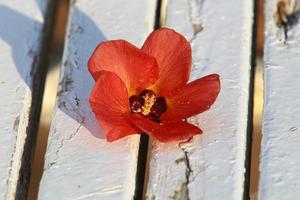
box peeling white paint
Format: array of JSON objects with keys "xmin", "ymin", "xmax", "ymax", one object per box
[
  {"xmin": 145, "ymin": 0, "xmax": 254, "ymax": 199},
  {"xmin": 38, "ymin": 0, "xmax": 158, "ymax": 199}
]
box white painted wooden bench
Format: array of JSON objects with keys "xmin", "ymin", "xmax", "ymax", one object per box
[{"xmin": 1, "ymin": 0, "xmax": 300, "ymax": 199}]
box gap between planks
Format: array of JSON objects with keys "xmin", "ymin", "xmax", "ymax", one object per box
[
  {"xmin": 134, "ymin": 1, "xmax": 164, "ymax": 199},
  {"xmin": 15, "ymin": 1, "xmax": 58, "ymax": 199},
  {"xmin": 27, "ymin": 1, "xmax": 71, "ymax": 200}
]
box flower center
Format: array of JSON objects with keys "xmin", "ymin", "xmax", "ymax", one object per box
[{"xmin": 129, "ymin": 90, "xmax": 167, "ymax": 122}]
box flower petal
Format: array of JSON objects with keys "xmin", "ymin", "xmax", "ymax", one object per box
[
  {"xmin": 106, "ymin": 125, "xmax": 139, "ymax": 142},
  {"xmin": 130, "ymin": 114, "xmax": 201, "ymax": 142},
  {"xmin": 142, "ymin": 28, "xmax": 191, "ymax": 97},
  {"xmin": 89, "ymin": 71, "xmax": 140, "ymax": 141},
  {"xmin": 161, "ymin": 74, "xmax": 220, "ymax": 121},
  {"xmin": 88, "ymin": 40, "xmax": 159, "ymax": 95}
]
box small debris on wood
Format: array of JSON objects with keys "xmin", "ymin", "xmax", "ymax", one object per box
[
  {"xmin": 289, "ymin": 126, "xmax": 297, "ymax": 132},
  {"xmin": 192, "ymin": 23, "xmax": 203, "ymax": 34},
  {"xmin": 13, "ymin": 116, "xmax": 20, "ymax": 131},
  {"xmin": 274, "ymin": 0, "xmax": 300, "ymax": 42}
]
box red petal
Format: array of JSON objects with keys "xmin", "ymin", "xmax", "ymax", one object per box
[
  {"xmin": 142, "ymin": 28, "xmax": 191, "ymax": 97},
  {"xmin": 161, "ymin": 74, "xmax": 220, "ymax": 121},
  {"xmin": 129, "ymin": 114, "xmax": 201, "ymax": 142},
  {"xmin": 106, "ymin": 125, "xmax": 139, "ymax": 142},
  {"xmin": 89, "ymin": 71, "xmax": 140, "ymax": 141},
  {"xmin": 88, "ymin": 40, "xmax": 159, "ymax": 95}
]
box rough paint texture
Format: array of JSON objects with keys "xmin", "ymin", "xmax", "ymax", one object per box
[
  {"xmin": 38, "ymin": 0, "xmax": 157, "ymax": 199},
  {"xmin": 145, "ymin": 0, "xmax": 254, "ymax": 199},
  {"xmin": 259, "ymin": 0, "xmax": 300, "ymax": 199},
  {"xmin": 0, "ymin": 1, "xmax": 47, "ymax": 199}
]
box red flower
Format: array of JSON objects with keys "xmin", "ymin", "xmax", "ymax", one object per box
[{"xmin": 88, "ymin": 28, "xmax": 220, "ymax": 142}]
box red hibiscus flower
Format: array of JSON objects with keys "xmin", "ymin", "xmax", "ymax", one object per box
[{"xmin": 88, "ymin": 28, "xmax": 220, "ymax": 142}]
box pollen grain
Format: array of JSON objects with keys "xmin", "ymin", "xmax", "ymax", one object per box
[{"xmin": 141, "ymin": 93, "xmax": 156, "ymax": 116}]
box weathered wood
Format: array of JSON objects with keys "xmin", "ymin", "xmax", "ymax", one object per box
[
  {"xmin": 0, "ymin": 0, "xmax": 54, "ymax": 199},
  {"xmin": 145, "ymin": 0, "xmax": 254, "ymax": 199},
  {"xmin": 38, "ymin": 1, "xmax": 158, "ymax": 199},
  {"xmin": 258, "ymin": 0, "xmax": 300, "ymax": 199}
]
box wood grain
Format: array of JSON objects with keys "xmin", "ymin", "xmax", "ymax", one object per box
[{"xmin": 145, "ymin": 0, "xmax": 254, "ymax": 199}]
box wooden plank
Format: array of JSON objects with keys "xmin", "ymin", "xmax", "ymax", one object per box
[
  {"xmin": 0, "ymin": 1, "xmax": 54, "ymax": 199},
  {"xmin": 259, "ymin": 0, "xmax": 300, "ymax": 199},
  {"xmin": 38, "ymin": 1, "xmax": 157, "ymax": 199},
  {"xmin": 145, "ymin": 0, "xmax": 254, "ymax": 199}
]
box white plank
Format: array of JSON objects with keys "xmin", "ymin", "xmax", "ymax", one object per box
[
  {"xmin": 145, "ymin": 0, "xmax": 254, "ymax": 199},
  {"xmin": 0, "ymin": 1, "xmax": 48, "ymax": 199},
  {"xmin": 38, "ymin": 1, "xmax": 157, "ymax": 199},
  {"xmin": 258, "ymin": 0, "xmax": 300, "ymax": 199}
]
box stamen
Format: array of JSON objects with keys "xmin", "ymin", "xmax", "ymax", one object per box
[
  {"xmin": 141, "ymin": 92, "xmax": 156, "ymax": 115},
  {"xmin": 129, "ymin": 90, "xmax": 167, "ymax": 122}
]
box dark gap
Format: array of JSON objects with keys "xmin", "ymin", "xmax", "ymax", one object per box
[
  {"xmin": 133, "ymin": 1, "xmax": 162, "ymax": 199},
  {"xmin": 26, "ymin": 0, "xmax": 70, "ymax": 200},
  {"xmin": 134, "ymin": 134, "xmax": 150, "ymax": 200},
  {"xmin": 154, "ymin": 0, "xmax": 163, "ymax": 29},
  {"xmin": 245, "ymin": 0, "xmax": 265, "ymax": 199},
  {"xmin": 15, "ymin": 1, "xmax": 58, "ymax": 199},
  {"xmin": 249, "ymin": 0, "xmax": 265, "ymax": 199},
  {"xmin": 243, "ymin": 0, "xmax": 258, "ymax": 199}
]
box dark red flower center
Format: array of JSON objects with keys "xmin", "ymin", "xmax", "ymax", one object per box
[{"xmin": 129, "ymin": 90, "xmax": 167, "ymax": 122}]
